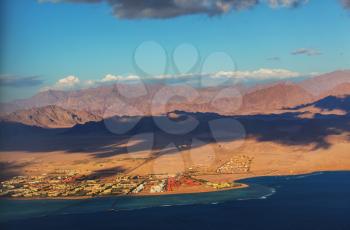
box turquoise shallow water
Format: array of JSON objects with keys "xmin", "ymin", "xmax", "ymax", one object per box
[
  {"xmin": 0, "ymin": 183, "xmax": 273, "ymax": 222},
  {"xmin": 1, "ymin": 171, "xmax": 350, "ymax": 230}
]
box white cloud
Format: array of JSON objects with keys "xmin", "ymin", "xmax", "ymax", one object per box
[
  {"xmin": 213, "ymin": 68, "xmax": 301, "ymax": 80},
  {"xmin": 151, "ymin": 68, "xmax": 303, "ymax": 82},
  {"xmin": 101, "ymin": 74, "xmax": 121, "ymax": 82},
  {"xmin": 56, "ymin": 75, "xmax": 80, "ymax": 87},
  {"xmin": 40, "ymin": 69, "xmax": 309, "ymax": 92},
  {"xmin": 41, "ymin": 74, "xmax": 142, "ymax": 91},
  {"xmin": 101, "ymin": 74, "xmax": 140, "ymax": 82},
  {"xmin": 40, "ymin": 75, "xmax": 80, "ymax": 91}
]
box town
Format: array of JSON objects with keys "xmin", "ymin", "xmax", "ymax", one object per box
[
  {"xmin": 0, "ymin": 172, "xmax": 237, "ymax": 198},
  {"xmin": 0, "ymin": 155, "xmax": 252, "ymax": 198}
]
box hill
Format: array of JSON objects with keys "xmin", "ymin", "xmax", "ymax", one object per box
[{"xmin": 1, "ymin": 105, "xmax": 102, "ymax": 128}]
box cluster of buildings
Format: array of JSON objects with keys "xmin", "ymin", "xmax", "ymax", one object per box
[
  {"xmin": 0, "ymin": 173, "xmax": 143, "ymax": 198},
  {"xmin": 216, "ymin": 155, "xmax": 253, "ymax": 174},
  {"xmin": 206, "ymin": 181, "xmax": 234, "ymax": 189},
  {"xmin": 149, "ymin": 180, "xmax": 166, "ymax": 193},
  {"xmin": 0, "ymin": 166, "xmax": 242, "ymax": 198},
  {"xmin": 0, "ymin": 173, "xmax": 200, "ymax": 198},
  {"xmin": 144, "ymin": 175, "xmax": 236, "ymax": 193}
]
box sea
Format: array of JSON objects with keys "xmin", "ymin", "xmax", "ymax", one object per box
[{"xmin": 1, "ymin": 171, "xmax": 349, "ymax": 230}]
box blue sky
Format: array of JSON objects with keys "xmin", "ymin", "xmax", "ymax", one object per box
[{"xmin": 1, "ymin": 0, "xmax": 350, "ymax": 102}]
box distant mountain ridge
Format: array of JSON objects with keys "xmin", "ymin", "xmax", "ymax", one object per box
[
  {"xmin": 299, "ymin": 70, "xmax": 350, "ymax": 96},
  {"xmin": 1, "ymin": 70, "xmax": 349, "ymax": 122}
]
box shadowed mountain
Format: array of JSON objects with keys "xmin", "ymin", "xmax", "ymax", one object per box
[
  {"xmin": 288, "ymin": 95, "xmax": 350, "ymax": 113},
  {"xmin": 1, "ymin": 95, "xmax": 349, "ymax": 155}
]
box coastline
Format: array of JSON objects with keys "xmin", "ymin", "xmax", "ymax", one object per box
[
  {"xmin": 1, "ymin": 182, "xmax": 249, "ymax": 201},
  {"xmin": 2, "ymin": 169, "xmax": 348, "ymax": 201},
  {"xmin": 2, "ymin": 171, "xmax": 350, "ymax": 229}
]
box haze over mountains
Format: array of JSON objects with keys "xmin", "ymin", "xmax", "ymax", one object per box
[{"xmin": 1, "ymin": 70, "xmax": 349, "ymax": 128}]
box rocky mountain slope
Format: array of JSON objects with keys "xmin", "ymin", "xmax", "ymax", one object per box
[{"xmin": 1, "ymin": 105, "xmax": 102, "ymax": 128}]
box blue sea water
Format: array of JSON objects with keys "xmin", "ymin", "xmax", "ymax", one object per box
[{"xmin": 1, "ymin": 171, "xmax": 350, "ymax": 230}]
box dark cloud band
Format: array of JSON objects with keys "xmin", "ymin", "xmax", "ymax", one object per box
[
  {"xmin": 291, "ymin": 48, "xmax": 322, "ymax": 56},
  {"xmin": 40, "ymin": 0, "xmax": 350, "ymax": 19},
  {"xmin": 37, "ymin": 0, "xmax": 274, "ymax": 19},
  {"xmin": 0, "ymin": 76, "xmax": 43, "ymax": 88},
  {"xmin": 341, "ymin": 0, "xmax": 350, "ymax": 9},
  {"xmin": 108, "ymin": 0, "xmax": 258, "ymax": 19}
]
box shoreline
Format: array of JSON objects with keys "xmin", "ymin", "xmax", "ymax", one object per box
[
  {"xmin": 2, "ymin": 170, "xmax": 347, "ymax": 201},
  {"xmin": 0, "ymin": 183, "xmax": 249, "ymax": 201}
]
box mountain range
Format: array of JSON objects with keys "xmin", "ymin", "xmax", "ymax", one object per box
[
  {"xmin": 0, "ymin": 105, "xmax": 101, "ymax": 128},
  {"xmin": 0, "ymin": 70, "xmax": 349, "ymax": 128}
]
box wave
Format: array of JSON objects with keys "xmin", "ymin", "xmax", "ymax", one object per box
[
  {"xmin": 259, "ymin": 188, "xmax": 276, "ymax": 200},
  {"xmin": 294, "ymin": 172, "xmax": 324, "ymax": 179}
]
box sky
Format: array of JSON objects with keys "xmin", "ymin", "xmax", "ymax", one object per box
[{"xmin": 0, "ymin": 0, "xmax": 350, "ymax": 102}]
